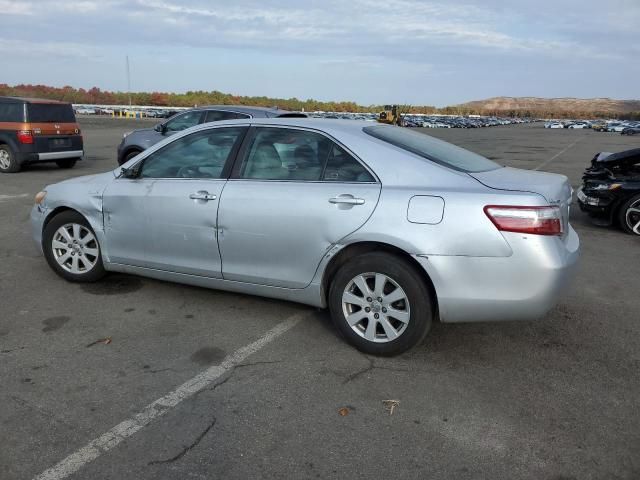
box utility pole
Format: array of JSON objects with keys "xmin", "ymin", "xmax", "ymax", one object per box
[{"xmin": 126, "ymin": 55, "xmax": 131, "ymax": 106}]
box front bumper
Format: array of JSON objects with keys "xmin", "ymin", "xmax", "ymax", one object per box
[
  {"xmin": 576, "ymin": 187, "xmax": 615, "ymax": 218},
  {"xmin": 30, "ymin": 204, "xmax": 47, "ymax": 255},
  {"xmin": 415, "ymin": 226, "xmax": 580, "ymax": 323}
]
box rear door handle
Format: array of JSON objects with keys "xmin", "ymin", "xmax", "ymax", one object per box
[
  {"xmin": 329, "ymin": 195, "xmax": 365, "ymax": 205},
  {"xmin": 189, "ymin": 191, "xmax": 217, "ymax": 201}
]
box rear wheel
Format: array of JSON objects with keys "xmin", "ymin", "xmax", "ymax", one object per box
[
  {"xmin": 0, "ymin": 145, "xmax": 20, "ymax": 173},
  {"xmin": 328, "ymin": 252, "xmax": 433, "ymax": 356},
  {"xmin": 43, "ymin": 211, "xmax": 106, "ymax": 282},
  {"xmin": 618, "ymin": 194, "xmax": 640, "ymax": 235},
  {"xmin": 56, "ymin": 158, "xmax": 77, "ymax": 169}
]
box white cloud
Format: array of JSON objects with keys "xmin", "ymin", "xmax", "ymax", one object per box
[{"xmin": 0, "ymin": 0, "xmax": 33, "ymax": 15}]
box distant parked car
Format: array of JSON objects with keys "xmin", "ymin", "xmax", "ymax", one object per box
[
  {"xmin": 75, "ymin": 107, "xmax": 96, "ymax": 115},
  {"xmin": 577, "ymin": 148, "xmax": 640, "ymax": 235},
  {"xmin": 0, "ymin": 96, "xmax": 83, "ymax": 173},
  {"xmin": 32, "ymin": 119, "xmax": 578, "ymax": 355},
  {"xmin": 621, "ymin": 125, "xmax": 640, "ymax": 135},
  {"xmin": 116, "ymin": 105, "xmax": 306, "ymax": 165},
  {"xmin": 568, "ymin": 123, "xmax": 588, "ymax": 129},
  {"xmin": 549, "ymin": 122, "xmax": 564, "ymax": 129}
]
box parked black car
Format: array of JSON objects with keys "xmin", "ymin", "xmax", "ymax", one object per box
[
  {"xmin": 577, "ymin": 148, "xmax": 640, "ymax": 235},
  {"xmin": 621, "ymin": 125, "xmax": 640, "ymax": 135},
  {"xmin": 116, "ymin": 105, "xmax": 306, "ymax": 165}
]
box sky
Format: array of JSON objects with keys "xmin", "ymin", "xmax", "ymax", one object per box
[{"xmin": 2, "ymin": 0, "xmax": 639, "ymax": 106}]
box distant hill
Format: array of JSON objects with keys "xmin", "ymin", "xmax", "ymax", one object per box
[{"xmin": 456, "ymin": 97, "xmax": 640, "ymax": 117}]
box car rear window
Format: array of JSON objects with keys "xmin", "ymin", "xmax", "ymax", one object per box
[
  {"xmin": 27, "ymin": 103, "xmax": 76, "ymax": 123},
  {"xmin": 363, "ymin": 125, "xmax": 500, "ymax": 173},
  {"xmin": 0, "ymin": 103, "xmax": 26, "ymax": 122}
]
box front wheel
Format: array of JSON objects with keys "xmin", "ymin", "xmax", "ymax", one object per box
[
  {"xmin": 119, "ymin": 149, "xmax": 142, "ymax": 165},
  {"xmin": 328, "ymin": 252, "xmax": 433, "ymax": 356},
  {"xmin": 42, "ymin": 211, "xmax": 106, "ymax": 282},
  {"xmin": 618, "ymin": 194, "xmax": 640, "ymax": 235},
  {"xmin": 56, "ymin": 159, "xmax": 77, "ymax": 169}
]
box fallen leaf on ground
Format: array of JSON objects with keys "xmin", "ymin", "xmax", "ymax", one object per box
[
  {"xmin": 382, "ymin": 399, "xmax": 400, "ymax": 415},
  {"xmin": 338, "ymin": 407, "xmax": 350, "ymax": 416},
  {"xmin": 86, "ymin": 337, "xmax": 112, "ymax": 348}
]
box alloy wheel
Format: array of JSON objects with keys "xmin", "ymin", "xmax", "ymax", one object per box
[
  {"xmin": 0, "ymin": 149, "xmax": 10, "ymax": 170},
  {"xmin": 625, "ymin": 200, "xmax": 640, "ymax": 235},
  {"xmin": 52, "ymin": 223, "xmax": 100, "ymax": 274},
  {"xmin": 342, "ymin": 272, "xmax": 410, "ymax": 343}
]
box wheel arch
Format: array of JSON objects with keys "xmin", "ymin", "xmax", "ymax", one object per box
[
  {"xmin": 321, "ymin": 241, "xmax": 439, "ymax": 317},
  {"xmin": 121, "ymin": 146, "xmax": 143, "ymax": 161},
  {"xmin": 43, "ymin": 206, "xmax": 84, "ymax": 233}
]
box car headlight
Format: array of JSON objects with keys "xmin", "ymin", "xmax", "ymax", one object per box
[
  {"xmin": 592, "ymin": 183, "xmax": 622, "ymax": 191},
  {"xmin": 123, "ymin": 131, "xmax": 132, "ymax": 139},
  {"xmin": 35, "ymin": 191, "xmax": 47, "ymax": 205}
]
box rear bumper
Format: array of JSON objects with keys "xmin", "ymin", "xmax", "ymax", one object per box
[
  {"xmin": 415, "ymin": 226, "xmax": 580, "ymax": 323},
  {"xmin": 38, "ymin": 150, "xmax": 84, "ymax": 161},
  {"xmin": 17, "ymin": 149, "xmax": 84, "ymax": 164}
]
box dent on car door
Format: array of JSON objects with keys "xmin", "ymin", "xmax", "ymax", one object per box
[
  {"xmin": 103, "ymin": 126, "xmax": 247, "ymax": 276},
  {"xmin": 217, "ymin": 126, "xmax": 381, "ymax": 288}
]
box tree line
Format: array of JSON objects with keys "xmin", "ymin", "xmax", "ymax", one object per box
[{"xmin": 1, "ymin": 83, "xmax": 637, "ymax": 119}]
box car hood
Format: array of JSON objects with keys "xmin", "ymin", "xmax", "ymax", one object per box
[
  {"xmin": 128, "ymin": 127, "xmax": 155, "ymax": 136},
  {"xmin": 469, "ymin": 167, "xmax": 572, "ymax": 204},
  {"xmin": 55, "ymin": 172, "xmax": 114, "ymax": 186},
  {"xmin": 591, "ymin": 148, "xmax": 640, "ymax": 168}
]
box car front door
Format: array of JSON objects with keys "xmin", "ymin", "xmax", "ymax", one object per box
[
  {"xmin": 103, "ymin": 126, "xmax": 247, "ymax": 277},
  {"xmin": 217, "ymin": 126, "xmax": 381, "ymax": 288}
]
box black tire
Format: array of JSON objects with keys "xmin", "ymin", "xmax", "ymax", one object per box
[
  {"xmin": 617, "ymin": 194, "xmax": 640, "ymax": 236},
  {"xmin": 0, "ymin": 144, "xmax": 21, "ymax": 173},
  {"xmin": 42, "ymin": 211, "xmax": 106, "ymax": 282},
  {"xmin": 55, "ymin": 158, "xmax": 77, "ymax": 169},
  {"xmin": 120, "ymin": 149, "xmax": 142, "ymax": 165},
  {"xmin": 328, "ymin": 252, "xmax": 433, "ymax": 356}
]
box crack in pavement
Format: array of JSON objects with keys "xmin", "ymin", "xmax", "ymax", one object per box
[
  {"xmin": 342, "ymin": 356, "xmax": 410, "ymax": 384},
  {"xmin": 147, "ymin": 416, "xmax": 217, "ymax": 465}
]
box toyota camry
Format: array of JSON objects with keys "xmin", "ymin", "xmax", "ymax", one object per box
[{"xmin": 31, "ymin": 119, "xmax": 579, "ymax": 355}]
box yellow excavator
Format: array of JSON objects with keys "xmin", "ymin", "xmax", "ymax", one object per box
[{"xmin": 377, "ymin": 105, "xmax": 405, "ymax": 126}]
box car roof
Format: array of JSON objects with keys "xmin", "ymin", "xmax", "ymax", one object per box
[
  {"xmin": 198, "ymin": 117, "xmax": 390, "ymax": 140},
  {"xmin": 0, "ymin": 96, "xmax": 70, "ymax": 105},
  {"xmin": 191, "ymin": 105, "xmax": 302, "ymax": 117}
]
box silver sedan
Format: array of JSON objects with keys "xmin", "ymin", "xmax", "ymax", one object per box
[{"xmin": 31, "ymin": 119, "xmax": 579, "ymax": 355}]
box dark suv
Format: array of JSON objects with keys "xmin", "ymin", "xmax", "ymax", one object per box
[
  {"xmin": 0, "ymin": 97, "xmax": 83, "ymax": 173},
  {"xmin": 116, "ymin": 105, "xmax": 305, "ymax": 165}
]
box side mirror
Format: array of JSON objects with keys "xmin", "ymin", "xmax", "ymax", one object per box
[
  {"xmin": 120, "ymin": 165, "xmax": 141, "ymax": 179},
  {"xmin": 154, "ymin": 123, "xmax": 167, "ymax": 134}
]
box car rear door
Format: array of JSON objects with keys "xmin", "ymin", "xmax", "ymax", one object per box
[
  {"xmin": 217, "ymin": 126, "xmax": 381, "ymax": 288},
  {"xmin": 103, "ymin": 126, "xmax": 247, "ymax": 277}
]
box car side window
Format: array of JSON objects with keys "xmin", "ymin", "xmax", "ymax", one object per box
[
  {"xmin": 139, "ymin": 127, "xmax": 245, "ymax": 179},
  {"xmin": 323, "ymin": 144, "xmax": 375, "ymax": 182},
  {"xmin": 239, "ymin": 128, "xmax": 332, "ymax": 181},
  {"xmin": 164, "ymin": 111, "xmax": 204, "ymax": 132},
  {"xmin": 205, "ymin": 110, "xmax": 250, "ymax": 122}
]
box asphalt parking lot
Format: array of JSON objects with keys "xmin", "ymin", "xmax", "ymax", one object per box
[{"xmin": 1, "ymin": 117, "xmax": 639, "ymax": 480}]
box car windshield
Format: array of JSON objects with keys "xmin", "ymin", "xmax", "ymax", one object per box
[
  {"xmin": 363, "ymin": 125, "xmax": 500, "ymax": 173},
  {"xmin": 27, "ymin": 103, "xmax": 76, "ymax": 123}
]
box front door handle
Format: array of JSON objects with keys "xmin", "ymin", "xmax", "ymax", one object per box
[
  {"xmin": 329, "ymin": 195, "xmax": 365, "ymax": 205},
  {"xmin": 189, "ymin": 191, "xmax": 217, "ymax": 201}
]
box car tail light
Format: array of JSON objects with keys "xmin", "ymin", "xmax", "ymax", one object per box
[
  {"xmin": 17, "ymin": 130, "xmax": 34, "ymax": 144},
  {"xmin": 484, "ymin": 205, "xmax": 563, "ymax": 236}
]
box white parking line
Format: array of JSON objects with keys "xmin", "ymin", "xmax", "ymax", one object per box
[
  {"xmin": 33, "ymin": 312, "xmax": 308, "ymax": 480},
  {"xmin": 0, "ymin": 193, "xmax": 29, "ymax": 201},
  {"xmin": 533, "ymin": 136, "xmax": 585, "ymax": 171}
]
